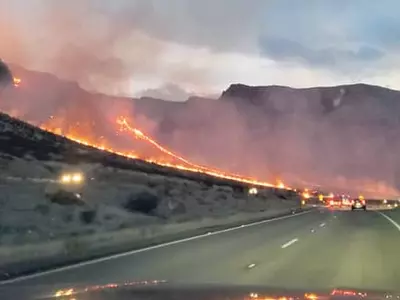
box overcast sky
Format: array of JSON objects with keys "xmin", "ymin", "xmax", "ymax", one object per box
[{"xmin": 1, "ymin": 0, "xmax": 399, "ymax": 100}]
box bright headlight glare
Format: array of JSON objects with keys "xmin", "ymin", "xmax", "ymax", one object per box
[
  {"xmin": 72, "ymin": 173, "xmax": 83, "ymax": 182},
  {"xmin": 248, "ymin": 187, "xmax": 258, "ymax": 195},
  {"xmin": 61, "ymin": 174, "xmax": 71, "ymax": 183}
]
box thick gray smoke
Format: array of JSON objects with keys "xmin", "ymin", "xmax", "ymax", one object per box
[
  {"xmin": 137, "ymin": 84, "xmax": 400, "ymax": 198},
  {"xmin": 0, "ymin": 0, "xmax": 215, "ymax": 96},
  {"xmin": 1, "ymin": 60, "xmax": 399, "ymax": 199},
  {"xmin": 1, "ymin": 1, "xmax": 399, "ymax": 199}
]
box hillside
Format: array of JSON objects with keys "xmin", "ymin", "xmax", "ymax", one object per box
[
  {"xmin": 0, "ymin": 99, "xmax": 299, "ymax": 245},
  {"xmin": 3, "ymin": 63, "xmax": 400, "ymax": 196},
  {"xmin": 0, "ymin": 111, "xmax": 269, "ymax": 190},
  {"xmin": 135, "ymin": 83, "xmax": 400, "ymax": 196},
  {"xmin": 0, "ymin": 95, "xmax": 300, "ymax": 277}
]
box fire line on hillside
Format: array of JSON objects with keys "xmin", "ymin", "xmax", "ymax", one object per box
[
  {"xmin": 41, "ymin": 113, "xmax": 284, "ymax": 189},
  {"xmin": 3, "ymin": 64, "xmax": 285, "ymax": 190},
  {"xmin": 0, "ymin": 70, "xmax": 284, "ymax": 189}
]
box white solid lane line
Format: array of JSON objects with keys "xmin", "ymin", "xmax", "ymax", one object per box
[
  {"xmin": 378, "ymin": 212, "xmax": 400, "ymax": 232},
  {"xmin": 281, "ymin": 238, "xmax": 299, "ymax": 249},
  {"xmin": 0, "ymin": 210, "xmax": 313, "ymax": 285}
]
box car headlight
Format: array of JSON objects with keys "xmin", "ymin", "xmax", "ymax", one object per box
[
  {"xmin": 248, "ymin": 187, "xmax": 258, "ymax": 195},
  {"xmin": 60, "ymin": 172, "xmax": 84, "ymax": 184},
  {"xmin": 61, "ymin": 174, "xmax": 71, "ymax": 183},
  {"xmin": 72, "ymin": 173, "xmax": 83, "ymax": 183}
]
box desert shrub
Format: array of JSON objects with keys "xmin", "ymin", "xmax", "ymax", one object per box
[
  {"xmin": 80, "ymin": 210, "xmax": 96, "ymax": 224},
  {"xmin": 276, "ymin": 193, "xmax": 288, "ymax": 200},
  {"xmin": 48, "ymin": 190, "xmax": 84, "ymax": 206},
  {"xmin": 124, "ymin": 191, "xmax": 160, "ymax": 214}
]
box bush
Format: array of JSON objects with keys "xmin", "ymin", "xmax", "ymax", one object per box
[
  {"xmin": 80, "ymin": 210, "xmax": 96, "ymax": 224},
  {"xmin": 124, "ymin": 191, "xmax": 160, "ymax": 214},
  {"xmin": 276, "ymin": 193, "xmax": 288, "ymax": 200},
  {"xmin": 48, "ymin": 190, "xmax": 84, "ymax": 206}
]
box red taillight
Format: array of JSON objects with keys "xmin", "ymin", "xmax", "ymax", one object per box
[{"xmin": 329, "ymin": 200, "xmax": 334, "ymax": 205}]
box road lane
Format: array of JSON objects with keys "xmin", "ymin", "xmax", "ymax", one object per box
[
  {"xmin": 4, "ymin": 209, "xmax": 330, "ymax": 286},
  {"xmin": 251, "ymin": 210, "xmax": 400, "ymax": 291},
  {"xmin": 4, "ymin": 209, "xmax": 400, "ymax": 292}
]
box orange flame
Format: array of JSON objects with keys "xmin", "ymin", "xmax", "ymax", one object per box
[
  {"xmin": 13, "ymin": 77, "xmax": 21, "ymax": 87},
  {"xmin": 6, "ymin": 74, "xmax": 288, "ymax": 190},
  {"xmin": 116, "ymin": 116, "xmax": 282, "ymax": 188},
  {"xmin": 41, "ymin": 114, "xmax": 286, "ymax": 189}
]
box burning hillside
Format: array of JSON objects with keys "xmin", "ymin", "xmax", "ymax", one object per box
[
  {"xmin": 1, "ymin": 63, "xmax": 400, "ymax": 198},
  {"xmin": 0, "ymin": 63, "xmax": 282, "ymax": 189},
  {"xmin": 41, "ymin": 114, "xmax": 279, "ymax": 188}
]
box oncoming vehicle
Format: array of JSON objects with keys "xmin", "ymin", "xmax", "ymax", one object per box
[
  {"xmin": 341, "ymin": 194, "xmax": 352, "ymax": 206},
  {"xmin": 351, "ymin": 197, "xmax": 366, "ymax": 211},
  {"xmin": 328, "ymin": 195, "xmax": 342, "ymax": 209}
]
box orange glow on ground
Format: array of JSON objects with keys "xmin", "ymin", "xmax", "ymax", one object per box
[{"xmin": 41, "ymin": 115, "xmax": 286, "ymax": 189}]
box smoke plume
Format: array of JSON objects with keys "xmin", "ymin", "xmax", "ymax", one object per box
[
  {"xmin": 0, "ymin": 1, "xmax": 399, "ymax": 199},
  {"xmin": 0, "ymin": 0, "xmax": 217, "ymax": 95}
]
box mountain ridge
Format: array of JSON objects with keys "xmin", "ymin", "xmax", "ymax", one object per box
[{"xmin": 2, "ymin": 63, "xmax": 400, "ymax": 196}]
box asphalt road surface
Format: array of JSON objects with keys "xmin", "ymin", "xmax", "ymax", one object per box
[{"xmin": 3, "ymin": 209, "xmax": 400, "ymax": 292}]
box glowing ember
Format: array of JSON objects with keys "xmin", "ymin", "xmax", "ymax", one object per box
[
  {"xmin": 277, "ymin": 181, "xmax": 285, "ymax": 189},
  {"xmin": 13, "ymin": 77, "xmax": 21, "ymax": 87}
]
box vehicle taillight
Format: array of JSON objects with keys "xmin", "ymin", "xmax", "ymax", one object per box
[{"xmin": 329, "ymin": 200, "xmax": 334, "ymax": 205}]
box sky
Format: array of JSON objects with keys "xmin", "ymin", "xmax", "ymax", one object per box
[{"xmin": 1, "ymin": 0, "xmax": 400, "ymax": 100}]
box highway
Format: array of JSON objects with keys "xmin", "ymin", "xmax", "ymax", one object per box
[{"xmin": 3, "ymin": 209, "xmax": 400, "ymax": 292}]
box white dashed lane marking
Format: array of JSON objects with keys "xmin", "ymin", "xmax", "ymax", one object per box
[
  {"xmin": 0, "ymin": 210, "xmax": 313, "ymax": 285},
  {"xmin": 281, "ymin": 238, "xmax": 299, "ymax": 249}
]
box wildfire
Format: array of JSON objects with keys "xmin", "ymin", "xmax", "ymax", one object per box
[
  {"xmin": 119, "ymin": 116, "xmax": 285, "ymax": 187},
  {"xmin": 4, "ymin": 73, "xmax": 288, "ymax": 190},
  {"xmin": 41, "ymin": 114, "xmax": 286, "ymax": 189}
]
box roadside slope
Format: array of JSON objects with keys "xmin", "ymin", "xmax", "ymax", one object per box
[{"xmin": 0, "ymin": 111, "xmax": 301, "ymax": 280}]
